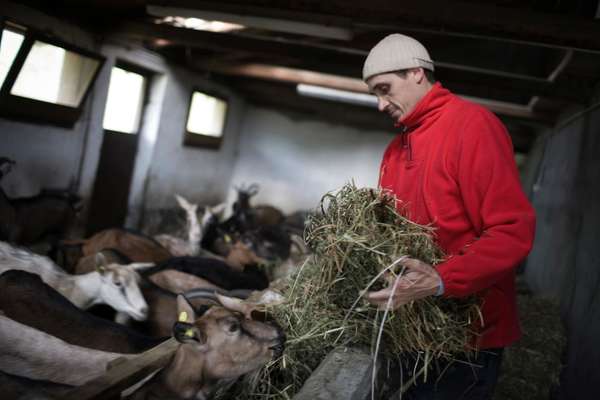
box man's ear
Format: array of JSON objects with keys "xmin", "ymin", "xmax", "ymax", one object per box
[
  {"xmin": 176, "ymin": 294, "xmax": 196, "ymax": 323},
  {"xmin": 173, "ymin": 321, "xmax": 206, "ymax": 345},
  {"xmin": 412, "ymin": 67, "xmax": 425, "ymax": 84}
]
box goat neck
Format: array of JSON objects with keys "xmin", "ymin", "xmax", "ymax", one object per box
[
  {"xmin": 62, "ymin": 272, "xmax": 101, "ymax": 309},
  {"xmin": 131, "ymin": 349, "xmax": 211, "ymax": 400}
]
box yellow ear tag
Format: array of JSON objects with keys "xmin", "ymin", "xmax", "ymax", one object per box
[
  {"xmin": 224, "ymin": 234, "xmax": 232, "ymax": 243},
  {"xmin": 178, "ymin": 311, "xmax": 188, "ymax": 322},
  {"xmin": 184, "ymin": 329, "xmax": 195, "ymax": 338}
]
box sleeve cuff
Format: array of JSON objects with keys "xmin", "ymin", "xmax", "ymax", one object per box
[{"xmin": 435, "ymin": 274, "xmax": 444, "ymax": 296}]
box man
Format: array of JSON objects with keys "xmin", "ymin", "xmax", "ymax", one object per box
[{"xmin": 363, "ymin": 34, "xmax": 536, "ymax": 399}]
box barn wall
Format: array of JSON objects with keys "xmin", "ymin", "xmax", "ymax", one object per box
[
  {"xmin": 1, "ymin": 2, "xmax": 246, "ymax": 233},
  {"xmin": 524, "ymin": 99, "xmax": 600, "ymax": 399},
  {"xmin": 0, "ymin": 2, "xmax": 97, "ymax": 198},
  {"xmin": 227, "ymin": 105, "xmax": 395, "ymax": 214},
  {"xmin": 141, "ymin": 69, "xmax": 245, "ymax": 212}
]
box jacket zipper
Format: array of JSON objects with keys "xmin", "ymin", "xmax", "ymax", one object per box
[{"xmin": 399, "ymin": 124, "xmax": 413, "ymax": 161}]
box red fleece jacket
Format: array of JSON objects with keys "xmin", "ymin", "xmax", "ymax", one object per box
[{"xmin": 378, "ymin": 82, "xmax": 536, "ymax": 349}]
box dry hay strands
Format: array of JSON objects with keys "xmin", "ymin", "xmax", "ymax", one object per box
[{"xmin": 220, "ymin": 183, "xmax": 482, "ymax": 399}]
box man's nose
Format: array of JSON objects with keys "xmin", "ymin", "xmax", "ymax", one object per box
[{"xmin": 377, "ymin": 97, "xmax": 388, "ymax": 112}]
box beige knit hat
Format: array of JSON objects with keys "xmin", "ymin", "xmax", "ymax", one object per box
[{"xmin": 362, "ymin": 34, "xmax": 434, "ymax": 81}]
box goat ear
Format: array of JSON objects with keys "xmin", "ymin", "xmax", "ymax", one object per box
[
  {"xmin": 176, "ymin": 295, "xmax": 196, "ymax": 323},
  {"xmin": 95, "ymin": 253, "xmax": 107, "ymax": 274},
  {"xmin": 175, "ymin": 194, "xmax": 191, "ymax": 209},
  {"xmin": 211, "ymin": 202, "xmax": 226, "ymax": 216},
  {"xmin": 173, "ymin": 321, "xmax": 206, "ymax": 345}
]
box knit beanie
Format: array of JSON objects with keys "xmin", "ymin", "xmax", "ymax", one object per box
[{"xmin": 362, "ymin": 34, "xmax": 434, "ymax": 81}]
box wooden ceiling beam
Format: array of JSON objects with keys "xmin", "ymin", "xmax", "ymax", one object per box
[
  {"xmin": 119, "ymin": 22, "xmax": 592, "ymax": 103},
  {"xmin": 148, "ymin": 0, "xmax": 600, "ymax": 53},
  {"xmin": 206, "ymin": 63, "xmax": 554, "ymax": 123}
]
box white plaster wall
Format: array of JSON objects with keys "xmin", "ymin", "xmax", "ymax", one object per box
[
  {"xmin": 142, "ymin": 68, "xmax": 245, "ymax": 211},
  {"xmin": 227, "ymin": 106, "xmax": 395, "ymax": 214}
]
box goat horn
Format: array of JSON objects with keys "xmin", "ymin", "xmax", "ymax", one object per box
[{"xmin": 215, "ymin": 293, "xmax": 255, "ymax": 319}]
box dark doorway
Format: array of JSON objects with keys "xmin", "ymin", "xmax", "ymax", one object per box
[{"xmin": 86, "ymin": 63, "xmax": 151, "ymax": 235}]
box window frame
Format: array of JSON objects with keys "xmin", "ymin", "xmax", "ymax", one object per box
[
  {"xmin": 182, "ymin": 87, "xmax": 229, "ymax": 150},
  {"xmin": 0, "ymin": 19, "xmax": 105, "ymax": 128}
]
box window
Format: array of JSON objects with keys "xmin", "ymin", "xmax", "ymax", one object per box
[
  {"xmin": 0, "ymin": 27, "xmax": 25, "ymax": 89},
  {"xmin": 10, "ymin": 40, "xmax": 99, "ymax": 107},
  {"xmin": 102, "ymin": 67, "xmax": 147, "ymax": 134},
  {"xmin": 0, "ymin": 20, "xmax": 104, "ymax": 127},
  {"xmin": 184, "ymin": 90, "xmax": 228, "ymax": 149}
]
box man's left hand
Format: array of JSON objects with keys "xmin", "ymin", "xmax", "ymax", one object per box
[{"xmin": 366, "ymin": 257, "xmax": 441, "ymax": 310}]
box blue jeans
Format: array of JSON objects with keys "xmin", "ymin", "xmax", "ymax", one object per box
[{"xmin": 389, "ymin": 349, "xmax": 504, "ymax": 400}]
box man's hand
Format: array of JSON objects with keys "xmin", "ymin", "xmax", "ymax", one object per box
[{"xmin": 366, "ymin": 257, "xmax": 441, "ymax": 310}]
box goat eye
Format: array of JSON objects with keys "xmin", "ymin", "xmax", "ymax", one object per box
[
  {"xmin": 228, "ymin": 322, "xmax": 240, "ymax": 333},
  {"xmin": 114, "ymin": 280, "xmax": 122, "ymax": 287}
]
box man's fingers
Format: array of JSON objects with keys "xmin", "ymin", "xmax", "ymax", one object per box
[
  {"xmin": 366, "ymin": 288, "xmax": 394, "ymax": 301},
  {"xmin": 399, "ymin": 257, "xmax": 427, "ymax": 271}
]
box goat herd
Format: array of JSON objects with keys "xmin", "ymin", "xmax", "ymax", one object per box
[{"xmin": 0, "ymin": 158, "xmax": 309, "ymax": 399}]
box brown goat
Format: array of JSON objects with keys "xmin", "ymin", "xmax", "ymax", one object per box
[
  {"xmin": 1, "ymin": 293, "xmax": 284, "ymax": 399},
  {"xmin": 64, "ymin": 228, "xmax": 172, "ymax": 264},
  {"xmin": 127, "ymin": 295, "xmax": 285, "ymax": 399}
]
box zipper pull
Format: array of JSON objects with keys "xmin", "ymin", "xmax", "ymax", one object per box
[{"xmin": 400, "ymin": 125, "xmax": 408, "ymax": 148}]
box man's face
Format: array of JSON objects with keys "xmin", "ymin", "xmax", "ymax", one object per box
[{"xmin": 367, "ymin": 69, "xmax": 427, "ymax": 124}]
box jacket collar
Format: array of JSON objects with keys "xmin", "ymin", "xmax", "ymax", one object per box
[{"xmin": 395, "ymin": 82, "xmax": 452, "ymax": 131}]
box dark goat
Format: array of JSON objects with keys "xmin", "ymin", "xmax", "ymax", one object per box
[
  {"xmin": 0, "ymin": 270, "xmax": 165, "ymax": 353},
  {"xmin": 243, "ymin": 225, "xmax": 291, "ymax": 261},
  {"xmin": 0, "ymin": 370, "xmax": 73, "ymax": 400},
  {"xmin": 141, "ymin": 256, "xmax": 269, "ymax": 291},
  {"xmin": 0, "ymin": 189, "xmax": 81, "ymax": 244}
]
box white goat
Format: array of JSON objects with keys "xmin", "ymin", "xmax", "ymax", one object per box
[
  {"xmin": 155, "ymin": 195, "xmax": 225, "ymax": 257},
  {"xmin": 0, "ymin": 241, "xmax": 148, "ymax": 320}
]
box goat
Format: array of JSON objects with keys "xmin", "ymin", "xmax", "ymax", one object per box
[
  {"xmin": 147, "ymin": 269, "xmax": 221, "ymax": 294},
  {"xmin": 0, "ymin": 189, "xmax": 81, "ymax": 244},
  {"xmin": 0, "ymin": 371, "xmax": 73, "ymax": 400},
  {"xmin": 0, "ymin": 294, "xmax": 285, "ymax": 399},
  {"xmin": 0, "ymin": 241, "xmax": 148, "ymax": 320},
  {"xmin": 127, "ymin": 294, "xmax": 285, "ymax": 399},
  {"xmin": 140, "ymin": 256, "xmax": 269, "ymax": 292},
  {"xmin": 73, "ymin": 248, "xmax": 132, "ymax": 275},
  {"xmin": 0, "ymin": 314, "xmax": 128, "ymax": 386},
  {"xmin": 0, "ymin": 270, "xmax": 164, "ymax": 353},
  {"xmin": 228, "ymin": 183, "xmax": 284, "ymax": 231},
  {"xmin": 155, "ymin": 195, "xmax": 226, "ymax": 257}
]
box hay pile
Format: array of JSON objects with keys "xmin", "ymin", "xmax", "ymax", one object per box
[{"xmin": 221, "ymin": 183, "xmax": 481, "ymax": 399}]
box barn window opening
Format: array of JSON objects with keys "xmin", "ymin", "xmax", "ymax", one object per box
[
  {"xmin": 183, "ymin": 90, "xmax": 228, "ymax": 149},
  {"xmin": 102, "ymin": 66, "xmax": 147, "ymax": 134},
  {"xmin": 0, "ymin": 28, "xmax": 25, "ymax": 89},
  {"xmin": 10, "ymin": 40, "xmax": 100, "ymax": 107},
  {"xmin": 186, "ymin": 91, "xmax": 227, "ymax": 137}
]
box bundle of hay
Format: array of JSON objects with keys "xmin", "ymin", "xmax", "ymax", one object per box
[{"xmin": 221, "ymin": 183, "xmax": 481, "ymax": 399}]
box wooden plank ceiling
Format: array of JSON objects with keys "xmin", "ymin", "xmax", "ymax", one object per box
[{"xmin": 18, "ymin": 0, "xmax": 600, "ymax": 152}]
